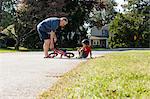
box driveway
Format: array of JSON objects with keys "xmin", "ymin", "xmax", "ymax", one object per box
[{"xmin": 0, "ymin": 51, "xmax": 112, "ymax": 99}]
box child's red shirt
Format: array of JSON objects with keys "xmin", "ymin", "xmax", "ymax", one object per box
[{"xmin": 83, "ymin": 46, "xmax": 91, "ymax": 55}]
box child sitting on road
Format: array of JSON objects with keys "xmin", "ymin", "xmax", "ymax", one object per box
[{"xmin": 77, "ymin": 39, "xmax": 92, "ymax": 58}]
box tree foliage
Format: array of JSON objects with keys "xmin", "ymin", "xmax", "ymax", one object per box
[
  {"xmin": 1, "ymin": 0, "xmax": 115, "ymax": 49},
  {"xmin": 109, "ymin": 0, "xmax": 150, "ymax": 48},
  {"xmin": 0, "ymin": 0, "xmax": 15, "ymax": 29},
  {"xmin": 20, "ymin": 0, "xmax": 110, "ymax": 48},
  {"xmin": 90, "ymin": 0, "xmax": 117, "ymax": 28}
]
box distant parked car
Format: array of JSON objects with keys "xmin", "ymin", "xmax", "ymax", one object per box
[
  {"xmin": 0, "ymin": 32, "xmax": 7, "ymax": 37},
  {"xmin": 0, "ymin": 32, "xmax": 7, "ymax": 48},
  {"xmin": 0, "ymin": 32, "xmax": 16, "ymax": 48}
]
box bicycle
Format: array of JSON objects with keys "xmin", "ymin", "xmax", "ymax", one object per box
[{"xmin": 49, "ymin": 48, "xmax": 74, "ymax": 58}]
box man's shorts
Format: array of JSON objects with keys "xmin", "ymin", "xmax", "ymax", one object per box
[{"xmin": 37, "ymin": 26, "xmax": 50, "ymax": 41}]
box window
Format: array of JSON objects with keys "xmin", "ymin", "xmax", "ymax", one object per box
[
  {"xmin": 93, "ymin": 41, "xmax": 96, "ymax": 45},
  {"xmin": 97, "ymin": 40, "xmax": 100, "ymax": 45},
  {"xmin": 102, "ymin": 30, "xmax": 108, "ymax": 37}
]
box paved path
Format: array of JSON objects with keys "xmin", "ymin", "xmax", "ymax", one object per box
[{"xmin": 0, "ymin": 51, "xmax": 112, "ymax": 99}]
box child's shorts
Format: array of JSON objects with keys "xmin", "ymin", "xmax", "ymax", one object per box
[{"xmin": 79, "ymin": 51, "xmax": 88, "ymax": 58}]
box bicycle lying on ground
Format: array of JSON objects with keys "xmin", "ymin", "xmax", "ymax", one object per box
[{"xmin": 49, "ymin": 48, "xmax": 75, "ymax": 58}]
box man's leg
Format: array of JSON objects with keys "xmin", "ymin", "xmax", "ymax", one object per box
[
  {"xmin": 50, "ymin": 31, "xmax": 57, "ymax": 49},
  {"xmin": 37, "ymin": 27, "xmax": 51, "ymax": 57},
  {"xmin": 43, "ymin": 39, "xmax": 50, "ymax": 57}
]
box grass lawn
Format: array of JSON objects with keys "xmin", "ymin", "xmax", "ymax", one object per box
[
  {"xmin": 92, "ymin": 48, "xmax": 107, "ymax": 51},
  {"xmin": 0, "ymin": 48, "xmax": 17, "ymax": 53},
  {"xmin": 0, "ymin": 47, "xmax": 107, "ymax": 53},
  {"xmin": 40, "ymin": 50, "xmax": 150, "ymax": 98},
  {"xmin": 0, "ymin": 47, "xmax": 41, "ymax": 53}
]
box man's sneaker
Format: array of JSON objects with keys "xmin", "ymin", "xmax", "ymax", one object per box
[{"xmin": 44, "ymin": 55, "xmax": 51, "ymax": 58}]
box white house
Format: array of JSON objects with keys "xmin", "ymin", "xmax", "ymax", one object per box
[{"xmin": 89, "ymin": 25, "xmax": 109, "ymax": 48}]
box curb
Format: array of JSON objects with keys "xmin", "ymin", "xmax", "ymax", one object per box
[{"xmin": 94, "ymin": 48, "xmax": 150, "ymax": 51}]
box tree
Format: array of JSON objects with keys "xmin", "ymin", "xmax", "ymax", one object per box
[
  {"xmin": 109, "ymin": 0, "xmax": 150, "ymax": 48},
  {"xmin": 0, "ymin": 0, "xmax": 15, "ymax": 28},
  {"xmin": 19, "ymin": 0, "xmax": 108, "ymax": 48},
  {"xmin": 18, "ymin": 0, "xmax": 68, "ymax": 49},
  {"xmin": 60, "ymin": 0, "xmax": 110, "ymax": 47},
  {"xmin": 0, "ymin": 0, "xmax": 2, "ymax": 24},
  {"xmin": 0, "ymin": 0, "xmax": 38, "ymax": 50},
  {"xmin": 1, "ymin": 0, "xmax": 113, "ymax": 49},
  {"xmin": 90, "ymin": 0, "xmax": 117, "ymax": 28},
  {"xmin": 0, "ymin": 0, "xmax": 17, "ymax": 48}
]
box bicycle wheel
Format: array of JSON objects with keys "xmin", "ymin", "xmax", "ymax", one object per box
[
  {"xmin": 65, "ymin": 52, "xmax": 74, "ymax": 58},
  {"xmin": 49, "ymin": 53, "xmax": 58, "ymax": 58}
]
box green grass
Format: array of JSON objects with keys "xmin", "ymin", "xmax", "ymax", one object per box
[
  {"xmin": 92, "ymin": 48, "xmax": 107, "ymax": 51},
  {"xmin": 0, "ymin": 47, "xmax": 42, "ymax": 53},
  {"xmin": 0, "ymin": 47, "xmax": 107, "ymax": 53},
  {"xmin": 0, "ymin": 48, "xmax": 17, "ymax": 53},
  {"xmin": 0, "ymin": 47, "xmax": 76, "ymax": 53},
  {"xmin": 40, "ymin": 50, "xmax": 150, "ymax": 99}
]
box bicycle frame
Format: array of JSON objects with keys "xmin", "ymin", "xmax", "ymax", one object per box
[{"xmin": 52, "ymin": 48, "xmax": 66, "ymax": 58}]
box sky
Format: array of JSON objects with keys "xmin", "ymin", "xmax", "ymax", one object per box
[{"xmin": 115, "ymin": 0, "xmax": 127, "ymax": 12}]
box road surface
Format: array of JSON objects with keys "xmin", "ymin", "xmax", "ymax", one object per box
[{"xmin": 0, "ymin": 51, "xmax": 113, "ymax": 99}]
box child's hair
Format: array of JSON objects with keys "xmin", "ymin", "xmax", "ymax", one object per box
[{"xmin": 82, "ymin": 39, "xmax": 89, "ymax": 45}]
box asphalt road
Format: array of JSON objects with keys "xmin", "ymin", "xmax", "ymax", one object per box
[{"xmin": 0, "ymin": 51, "xmax": 112, "ymax": 99}]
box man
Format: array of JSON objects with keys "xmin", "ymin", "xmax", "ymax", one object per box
[{"xmin": 37, "ymin": 17, "xmax": 68, "ymax": 58}]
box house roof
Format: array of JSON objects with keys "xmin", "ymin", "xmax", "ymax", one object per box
[
  {"xmin": 91, "ymin": 25, "xmax": 109, "ymax": 37},
  {"xmin": 90, "ymin": 36, "xmax": 101, "ymax": 40},
  {"xmin": 89, "ymin": 36, "xmax": 107, "ymax": 40}
]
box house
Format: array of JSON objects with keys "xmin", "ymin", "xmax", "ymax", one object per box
[{"xmin": 89, "ymin": 25, "xmax": 109, "ymax": 48}]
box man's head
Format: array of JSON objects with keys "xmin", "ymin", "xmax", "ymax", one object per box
[{"xmin": 60, "ymin": 17, "xmax": 68, "ymax": 28}]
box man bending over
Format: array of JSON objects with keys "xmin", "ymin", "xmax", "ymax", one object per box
[{"xmin": 37, "ymin": 17, "xmax": 68, "ymax": 58}]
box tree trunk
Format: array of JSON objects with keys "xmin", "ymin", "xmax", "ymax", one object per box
[{"xmin": 15, "ymin": 38, "xmax": 20, "ymax": 50}]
